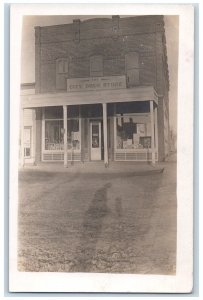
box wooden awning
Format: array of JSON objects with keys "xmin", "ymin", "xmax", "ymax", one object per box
[{"xmin": 21, "ymin": 86, "xmax": 158, "ymax": 108}]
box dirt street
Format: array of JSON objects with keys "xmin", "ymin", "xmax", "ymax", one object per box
[{"xmin": 18, "ymin": 162, "xmax": 177, "ymax": 274}]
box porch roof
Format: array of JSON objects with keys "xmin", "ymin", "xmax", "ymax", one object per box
[{"xmin": 21, "ymin": 85, "xmax": 158, "ymax": 109}]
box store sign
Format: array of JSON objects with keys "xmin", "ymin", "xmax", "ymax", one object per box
[{"xmin": 67, "ymin": 76, "xmax": 126, "ymax": 92}]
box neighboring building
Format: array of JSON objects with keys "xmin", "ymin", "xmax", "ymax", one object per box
[
  {"xmin": 20, "ymin": 15, "xmax": 170, "ymax": 166},
  {"xmin": 20, "ymin": 83, "xmax": 36, "ymax": 165}
]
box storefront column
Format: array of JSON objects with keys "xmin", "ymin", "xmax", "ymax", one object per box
[
  {"xmin": 154, "ymin": 106, "xmax": 158, "ymax": 154},
  {"xmin": 32, "ymin": 109, "xmax": 36, "ymax": 165},
  {"xmin": 102, "ymin": 103, "xmax": 108, "ymax": 166},
  {"xmin": 150, "ymin": 100, "xmax": 155, "ymax": 164},
  {"xmin": 63, "ymin": 105, "xmax": 68, "ymax": 167},
  {"xmin": 41, "ymin": 108, "xmax": 45, "ymax": 156},
  {"xmin": 20, "ymin": 108, "xmax": 24, "ymax": 167}
]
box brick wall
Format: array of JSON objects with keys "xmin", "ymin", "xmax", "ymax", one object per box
[
  {"xmin": 35, "ymin": 16, "xmax": 169, "ymax": 96},
  {"xmin": 35, "ymin": 16, "xmax": 170, "ymax": 162}
]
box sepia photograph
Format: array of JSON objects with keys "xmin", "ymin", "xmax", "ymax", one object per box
[{"xmin": 9, "ymin": 3, "xmax": 194, "ymax": 293}]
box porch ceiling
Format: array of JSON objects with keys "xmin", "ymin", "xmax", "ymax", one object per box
[{"xmin": 21, "ymin": 85, "xmax": 158, "ymax": 108}]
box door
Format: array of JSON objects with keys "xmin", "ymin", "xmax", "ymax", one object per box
[
  {"xmin": 90, "ymin": 121, "xmax": 101, "ymax": 160},
  {"xmin": 24, "ymin": 127, "xmax": 31, "ymax": 158}
]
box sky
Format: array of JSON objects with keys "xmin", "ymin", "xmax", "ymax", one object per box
[{"xmin": 21, "ymin": 15, "xmax": 179, "ymax": 132}]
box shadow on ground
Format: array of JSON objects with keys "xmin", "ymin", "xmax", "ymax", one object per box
[
  {"xmin": 17, "ymin": 163, "xmax": 177, "ymax": 274},
  {"xmin": 70, "ymin": 183, "xmax": 111, "ymax": 272}
]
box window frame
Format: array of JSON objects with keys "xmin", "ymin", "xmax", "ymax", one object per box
[
  {"xmin": 90, "ymin": 55, "xmax": 103, "ymax": 77},
  {"xmin": 125, "ymin": 52, "xmax": 140, "ymax": 87},
  {"xmin": 43, "ymin": 117, "xmax": 81, "ymax": 152},
  {"xmin": 114, "ymin": 113, "xmax": 152, "ymax": 151},
  {"xmin": 56, "ymin": 58, "xmax": 69, "ymax": 74},
  {"xmin": 56, "ymin": 58, "xmax": 69, "ymax": 90}
]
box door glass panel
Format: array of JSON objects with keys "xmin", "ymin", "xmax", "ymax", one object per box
[
  {"xmin": 92, "ymin": 124, "xmax": 99, "ymax": 148},
  {"xmin": 25, "ymin": 148, "xmax": 30, "ymax": 157},
  {"xmin": 24, "ymin": 127, "xmax": 31, "ymax": 157}
]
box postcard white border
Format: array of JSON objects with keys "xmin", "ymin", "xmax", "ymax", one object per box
[{"xmin": 9, "ymin": 3, "xmax": 194, "ymax": 293}]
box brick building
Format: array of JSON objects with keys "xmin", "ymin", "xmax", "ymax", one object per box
[{"xmin": 20, "ymin": 15, "xmax": 170, "ymax": 166}]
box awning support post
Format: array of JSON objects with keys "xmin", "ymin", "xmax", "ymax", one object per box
[
  {"xmin": 102, "ymin": 103, "xmax": 108, "ymax": 167},
  {"xmin": 154, "ymin": 106, "xmax": 158, "ymax": 158},
  {"xmin": 150, "ymin": 100, "xmax": 156, "ymax": 164},
  {"xmin": 63, "ymin": 105, "xmax": 68, "ymax": 167}
]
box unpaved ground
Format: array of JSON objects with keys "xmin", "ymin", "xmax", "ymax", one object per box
[{"xmin": 18, "ymin": 162, "xmax": 177, "ymax": 274}]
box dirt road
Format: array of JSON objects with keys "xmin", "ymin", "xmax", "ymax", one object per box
[{"xmin": 18, "ymin": 162, "xmax": 177, "ymax": 274}]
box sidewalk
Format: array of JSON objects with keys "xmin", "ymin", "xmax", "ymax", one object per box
[{"xmin": 21, "ymin": 161, "xmax": 164, "ymax": 175}]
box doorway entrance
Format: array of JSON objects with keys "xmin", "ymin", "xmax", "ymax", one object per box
[{"xmin": 90, "ymin": 121, "xmax": 102, "ymax": 160}]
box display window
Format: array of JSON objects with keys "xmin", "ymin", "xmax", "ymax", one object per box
[
  {"xmin": 44, "ymin": 119, "xmax": 81, "ymax": 151},
  {"xmin": 67, "ymin": 119, "xmax": 80, "ymax": 150},
  {"xmin": 116, "ymin": 114, "xmax": 151, "ymax": 150},
  {"xmin": 45, "ymin": 120, "xmax": 64, "ymax": 150}
]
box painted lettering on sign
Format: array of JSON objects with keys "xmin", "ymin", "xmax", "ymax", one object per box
[{"xmin": 67, "ymin": 76, "xmax": 126, "ymax": 92}]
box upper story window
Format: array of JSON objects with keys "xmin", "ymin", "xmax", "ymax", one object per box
[
  {"xmin": 90, "ymin": 55, "xmax": 103, "ymax": 77},
  {"xmin": 125, "ymin": 52, "xmax": 139, "ymax": 87},
  {"xmin": 56, "ymin": 58, "xmax": 69, "ymax": 90},
  {"xmin": 56, "ymin": 58, "xmax": 69, "ymax": 74}
]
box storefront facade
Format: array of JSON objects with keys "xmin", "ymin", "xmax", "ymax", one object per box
[{"xmin": 20, "ymin": 15, "xmax": 170, "ymax": 166}]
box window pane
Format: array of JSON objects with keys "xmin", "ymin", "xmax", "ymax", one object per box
[
  {"xmin": 67, "ymin": 119, "xmax": 80, "ymax": 150},
  {"xmin": 25, "ymin": 148, "xmax": 30, "ymax": 157},
  {"xmin": 45, "ymin": 120, "xmax": 64, "ymax": 150},
  {"xmin": 90, "ymin": 55, "xmax": 103, "ymax": 77},
  {"xmin": 116, "ymin": 102, "xmax": 150, "ymax": 114},
  {"xmin": 67, "ymin": 106, "xmax": 79, "ymax": 118},
  {"xmin": 137, "ymin": 123, "xmax": 146, "ymax": 136},
  {"xmin": 57, "ymin": 59, "xmax": 68, "ymax": 74},
  {"xmin": 56, "ymin": 59, "xmax": 69, "ymax": 90},
  {"xmin": 24, "ymin": 128, "xmax": 31, "ymax": 157},
  {"xmin": 139, "ymin": 137, "xmax": 151, "ymax": 149},
  {"xmin": 81, "ymin": 104, "xmax": 102, "ymax": 118},
  {"xmin": 58, "ymin": 60, "xmax": 64, "ymax": 73},
  {"xmin": 45, "ymin": 107, "xmax": 63, "ymax": 119},
  {"xmin": 116, "ymin": 116, "xmax": 147, "ymax": 149},
  {"xmin": 125, "ymin": 52, "xmax": 139, "ymax": 69},
  {"xmin": 125, "ymin": 52, "xmax": 139, "ymax": 86},
  {"xmin": 92, "ymin": 124, "xmax": 99, "ymax": 148},
  {"xmin": 45, "ymin": 119, "xmax": 81, "ymax": 151}
]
